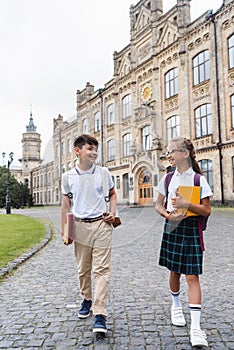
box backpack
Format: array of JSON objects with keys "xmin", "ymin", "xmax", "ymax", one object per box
[
  {"xmin": 164, "ymin": 171, "xmax": 210, "ymax": 251},
  {"xmin": 164, "ymin": 171, "xmax": 209, "ymax": 231}
]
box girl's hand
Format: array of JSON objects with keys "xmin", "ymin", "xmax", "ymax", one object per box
[
  {"xmin": 171, "ymin": 194, "xmax": 189, "ymax": 210},
  {"xmin": 168, "ymin": 210, "xmax": 186, "ymax": 222}
]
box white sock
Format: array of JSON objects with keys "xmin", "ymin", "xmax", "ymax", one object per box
[
  {"xmin": 171, "ymin": 290, "xmax": 181, "ymax": 307},
  {"xmin": 190, "ymin": 304, "xmax": 201, "ymax": 329}
]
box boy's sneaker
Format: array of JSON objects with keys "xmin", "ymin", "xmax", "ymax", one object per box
[
  {"xmin": 171, "ymin": 306, "xmax": 186, "ymax": 326},
  {"xmin": 93, "ymin": 314, "xmax": 107, "ymax": 333},
  {"xmin": 190, "ymin": 328, "xmax": 208, "ymax": 347},
  {"xmin": 78, "ymin": 299, "xmax": 92, "ymax": 319}
]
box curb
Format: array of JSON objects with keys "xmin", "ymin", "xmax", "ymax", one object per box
[{"xmin": 0, "ymin": 224, "xmax": 53, "ymax": 279}]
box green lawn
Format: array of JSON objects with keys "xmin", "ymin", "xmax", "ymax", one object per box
[{"xmin": 0, "ymin": 214, "xmax": 46, "ymax": 269}]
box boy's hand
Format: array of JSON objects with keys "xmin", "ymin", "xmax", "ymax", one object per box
[{"xmin": 102, "ymin": 212, "xmax": 115, "ymax": 224}]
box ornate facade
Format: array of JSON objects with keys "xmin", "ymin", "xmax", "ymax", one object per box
[{"xmin": 23, "ymin": 0, "xmax": 234, "ymax": 206}]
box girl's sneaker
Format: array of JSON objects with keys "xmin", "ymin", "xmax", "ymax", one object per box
[
  {"xmin": 190, "ymin": 328, "xmax": 208, "ymax": 347},
  {"xmin": 171, "ymin": 306, "xmax": 186, "ymax": 326}
]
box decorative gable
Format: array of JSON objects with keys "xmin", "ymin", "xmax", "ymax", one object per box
[
  {"xmin": 134, "ymin": 6, "xmax": 151, "ymax": 33},
  {"xmin": 117, "ymin": 54, "xmax": 131, "ymax": 78},
  {"xmin": 157, "ymin": 22, "xmax": 178, "ymax": 51}
]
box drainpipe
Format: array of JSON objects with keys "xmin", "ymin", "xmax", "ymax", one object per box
[
  {"xmin": 98, "ymin": 88, "xmax": 104, "ymax": 166},
  {"xmin": 210, "ymin": 14, "xmax": 225, "ymax": 204}
]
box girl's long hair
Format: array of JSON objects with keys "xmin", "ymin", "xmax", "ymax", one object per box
[{"xmin": 170, "ymin": 137, "xmax": 202, "ymax": 174}]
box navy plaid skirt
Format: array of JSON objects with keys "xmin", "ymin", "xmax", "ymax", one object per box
[{"xmin": 159, "ymin": 216, "xmax": 203, "ymax": 275}]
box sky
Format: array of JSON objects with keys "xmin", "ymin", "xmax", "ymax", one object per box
[{"xmin": 0, "ymin": 0, "xmax": 222, "ymax": 167}]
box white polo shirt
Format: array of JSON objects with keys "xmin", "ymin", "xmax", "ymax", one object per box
[
  {"xmin": 61, "ymin": 164, "xmax": 114, "ymax": 218},
  {"xmin": 157, "ymin": 167, "xmax": 213, "ymax": 212}
]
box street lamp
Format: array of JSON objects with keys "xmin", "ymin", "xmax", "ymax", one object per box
[{"xmin": 2, "ymin": 152, "xmax": 14, "ymax": 214}]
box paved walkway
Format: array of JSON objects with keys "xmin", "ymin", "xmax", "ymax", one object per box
[{"xmin": 0, "ymin": 207, "xmax": 233, "ymax": 349}]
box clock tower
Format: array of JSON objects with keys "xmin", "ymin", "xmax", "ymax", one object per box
[{"xmin": 19, "ymin": 109, "xmax": 42, "ymax": 186}]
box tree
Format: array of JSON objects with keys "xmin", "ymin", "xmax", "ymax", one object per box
[{"xmin": 0, "ymin": 166, "xmax": 33, "ymax": 208}]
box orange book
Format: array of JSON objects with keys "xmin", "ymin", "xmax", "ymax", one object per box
[{"xmin": 177, "ymin": 186, "xmax": 201, "ymax": 216}]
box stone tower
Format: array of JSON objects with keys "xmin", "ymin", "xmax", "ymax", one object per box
[{"xmin": 19, "ymin": 109, "xmax": 41, "ymax": 185}]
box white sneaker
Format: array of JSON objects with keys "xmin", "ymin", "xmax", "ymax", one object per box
[
  {"xmin": 190, "ymin": 328, "xmax": 208, "ymax": 347},
  {"xmin": 171, "ymin": 306, "xmax": 186, "ymax": 326}
]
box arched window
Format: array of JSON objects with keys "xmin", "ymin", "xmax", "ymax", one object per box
[
  {"xmin": 231, "ymin": 94, "xmax": 234, "ymax": 129},
  {"xmin": 122, "ymin": 94, "xmax": 131, "ymax": 118},
  {"xmin": 167, "ymin": 115, "xmax": 180, "ymax": 142},
  {"xmin": 67, "ymin": 138, "xmax": 71, "ymax": 153},
  {"xmin": 165, "ymin": 68, "xmax": 178, "ymax": 99},
  {"xmin": 107, "ymin": 104, "xmax": 114, "ymax": 125},
  {"xmin": 82, "ymin": 118, "xmax": 88, "ymax": 133},
  {"xmin": 198, "ymin": 159, "xmax": 213, "ymax": 191},
  {"xmin": 228, "ymin": 34, "xmax": 234, "ymax": 69},
  {"xmin": 94, "ymin": 111, "xmax": 101, "ymax": 132},
  {"xmin": 193, "ymin": 50, "xmax": 210, "ymax": 85},
  {"xmin": 195, "ymin": 104, "xmax": 212, "ymax": 138},
  {"xmin": 108, "ymin": 139, "xmax": 115, "ymax": 161},
  {"xmin": 123, "ymin": 133, "xmax": 132, "ymax": 157},
  {"xmin": 142, "ymin": 125, "xmax": 152, "ymax": 151}
]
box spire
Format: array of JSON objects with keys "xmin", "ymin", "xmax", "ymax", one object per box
[{"xmin": 26, "ymin": 105, "xmax": 37, "ymax": 132}]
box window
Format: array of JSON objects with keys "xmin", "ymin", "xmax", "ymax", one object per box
[
  {"xmin": 82, "ymin": 118, "xmax": 88, "ymax": 133},
  {"xmin": 231, "ymin": 94, "xmax": 234, "ymax": 129},
  {"xmin": 107, "ymin": 104, "xmax": 114, "ymax": 125},
  {"xmin": 228, "ymin": 34, "xmax": 234, "ymax": 69},
  {"xmin": 123, "ymin": 173, "xmax": 129, "ymax": 199},
  {"xmin": 122, "ymin": 94, "xmax": 131, "ymax": 118},
  {"xmin": 94, "ymin": 111, "xmax": 101, "ymax": 132},
  {"xmin": 56, "ymin": 188, "xmax": 59, "ymax": 202},
  {"xmin": 108, "ymin": 139, "xmax": 115, "ymax": 161},
  {"xmin": 123, "ymin": 133, "xmax": 132, "ymax": 157},
  {"xmin": 195, "ymin": 104, "xmax": 212, "ymax": 138},
  {"xmin": 165, "ymin": 68, "xmax": 178, "ymax": 99},
  {"xmin": 61, "ymin": 142, "xmax": 65, "ymax": 156},
  {"xmin": 96, "ymin": 148, "xmax": 101, "ymax": 165},
  {"xmin": 142, "ymin": 125, "xmax": 152, "ymax": 151},
  {"xmin": 198, "ymin": 159, "xmax": 213, "ymax": 191},
  {"xmin": 167, "ymin": 115, "xmax": 180, "ymax": 142},
  {"xmin": 56, "ymin": 144, "xmax": 59, "ymax": 158},
  {"xmin": 67, "ymin": 138, "xmax": 71, "ymax": 153},
  {"xmin": 48, "ymin": 172, "xmax": 51, "ymax": 185},
  {"xmin": 193, "ymin": 50, "xmax": 210, "ymax": 85}
]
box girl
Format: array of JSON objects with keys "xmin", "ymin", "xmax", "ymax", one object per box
[{"xmin": 155, "ymin": 137, "xmax": 212, "ymax": 347}]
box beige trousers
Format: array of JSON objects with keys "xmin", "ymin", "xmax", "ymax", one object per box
[{"xmin": 73, "ymin": 219, "xmax": 112, "ymax": 317}]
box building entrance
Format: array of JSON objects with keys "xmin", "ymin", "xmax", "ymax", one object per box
[{"xmin": 138, "ymin": 169, "xmax": 153, "ymax": 206}]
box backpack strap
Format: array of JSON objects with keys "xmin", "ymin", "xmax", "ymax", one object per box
[
  {"xmin": 193, "ymin": 173, "xmax": 206, "ymax": 251},
  {"xmin": 164, "ymin": 171, "xmax": 174, "ymax": 208},
  {"xmin": 194, "ymin": 172, "xmax": 201, "ymax": 187}
]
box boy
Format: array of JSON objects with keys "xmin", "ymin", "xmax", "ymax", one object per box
[{"xmin": 61, "ymin": 134, "xmax": 117, "ymax": 333}]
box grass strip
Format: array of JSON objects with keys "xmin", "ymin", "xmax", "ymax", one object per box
[{"xmin": 0, "ymin": 214, "xmax": 46, "ymax": 269}]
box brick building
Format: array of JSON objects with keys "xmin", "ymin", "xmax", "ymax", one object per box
[{"xmin": 20, "ymin": 0, "xmax": 234, "ymax": 206}]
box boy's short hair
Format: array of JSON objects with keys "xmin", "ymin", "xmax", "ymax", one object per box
[{"xmin": 74, "ymin": 134, "xmax": 98, "ymax": 148}]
